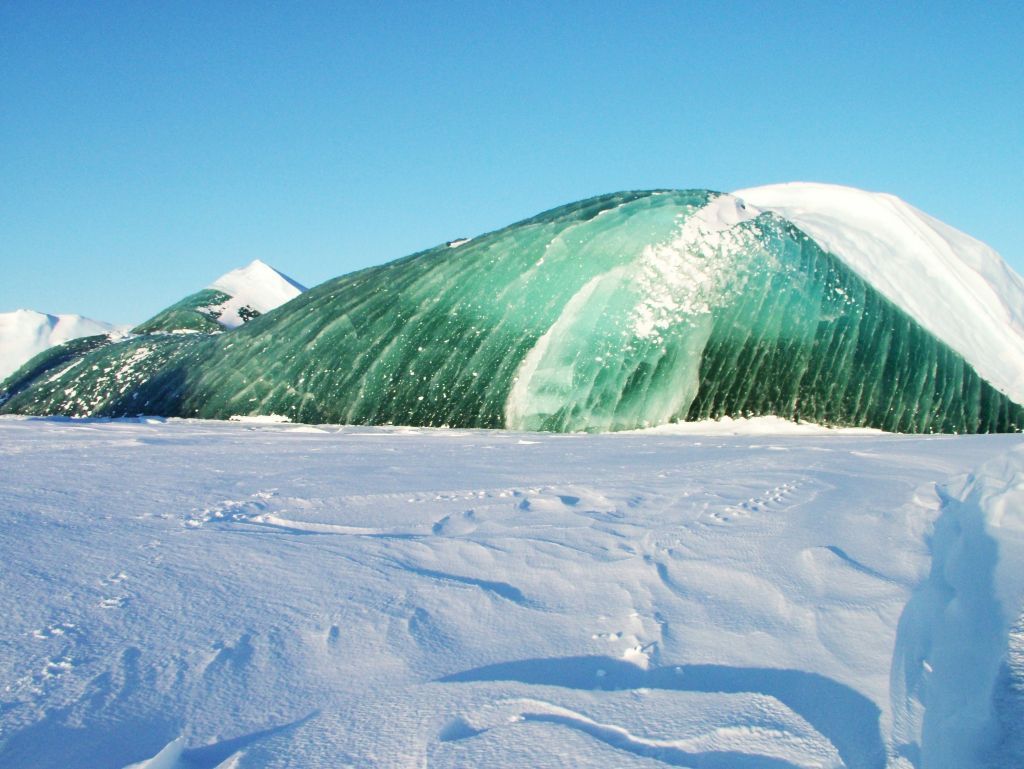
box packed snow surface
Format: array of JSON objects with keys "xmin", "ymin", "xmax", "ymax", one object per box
[
  {"xmin": 207, "ymin": 260, "xmax": 306, "ymax": 329},
  {"xmin": 1, "ymin": 417, "xmax": 1021, "ymax": 768},
  {"xmin": 0, "ymin": 310, "xmax": 127, "ymax": 381},
  {"xmin": 733, "ymin": 183, "xmax": 1024, "ymax": 404}
]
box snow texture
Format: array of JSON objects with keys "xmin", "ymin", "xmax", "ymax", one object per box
[
  {"xmin": 733, "ymin": 183, "xmax": 1024, "ymax": 404},
  {"xmin": 0, "ymin": 310, "xmax": 127, "ymax": 381},
  {"xmin": 0, "ymin": 416, "xmax": 1021, "ymax": 768}
]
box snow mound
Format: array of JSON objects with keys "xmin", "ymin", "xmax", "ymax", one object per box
[
  {"xmin": 890, "ymin": 444, "xmax": 1024, "ymax": 768},
  {"xmin": 733, "ymin": 182, "xmax": 1024, "ymax": 404},
  {"xmin": 120, "ymin": 736, "xmax": 184, "ymax": 769},
  {"xmin": 0, "ymin": 309, "xmax": 128, "ymax": 380},
  {"xmin": 207, "ymin": 259, "xmax": 306, "ymax": 329},
  {"xmin": 228, "ymin": 413, "xmax": 293, "ymax": 424},
  {"xmin": 629, "ymin": 415, "xmax": 885, "ymax": 436}
]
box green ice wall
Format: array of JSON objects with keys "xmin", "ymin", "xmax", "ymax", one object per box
[{"xmin": 2, "ymin": 190, "xmax": 1021, "ymax": 433}]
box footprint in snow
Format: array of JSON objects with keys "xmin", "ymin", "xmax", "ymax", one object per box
[
  {"xmin": 326, "ymin": 624, "xmax": 341, "ymax": 647},
  {"xmin": 186, "ymin": 491, "xmax": 278, "ymax": 528},
  {"xmin": 201, "ymin": 632, "xmax": 257, "ymax": 678},
  {"xmin": 102, "ymin": 570, "xmax": 128, "ymax": 585},
  {"xmin": 42, "ymin": 654, "xmax": 74, "ymax": 679},
  {"xmin": 514, "ymin": 487, "xmax": 618, "ymax": 518},
  {"xmin": 706, "ymin": 480, "xmax": 817, "ymax": 525},
  {"xmin": 432, "ymin": 510, "xmax": 478, "ymax": 536},
  {"xmin": 33, "ymin": 622, "xmax": 77, "ymax": 640}
]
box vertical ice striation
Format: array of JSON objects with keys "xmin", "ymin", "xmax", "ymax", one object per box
[{"xmin": 2, "ymin": 190, "xmax": 1022, "ymax": 433}]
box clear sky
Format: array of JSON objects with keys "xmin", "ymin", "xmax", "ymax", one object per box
[{"xmin": 2, "ymin": 1, "xmax": 1022, "ymax": 323}]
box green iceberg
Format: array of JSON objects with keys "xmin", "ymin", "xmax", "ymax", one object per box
[{"xmin": 2, "ymin": 190, "xmax": 1021, "ymax": 433}]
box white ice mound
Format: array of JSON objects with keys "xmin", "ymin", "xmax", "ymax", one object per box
[
  {"xmin": 0, "ymin": 309, "xmax": 128, "ymax": 380},
  {"xmin": 734, "ymin": 182, "xmax": 1024, "ymax": 404},
  {"xmin": 208, "ymin": 259, "xmax": 307, "ymax": 329},
  {"xmin": 120, "ymin": 736, "xmax": 184, "ymax": 769}
]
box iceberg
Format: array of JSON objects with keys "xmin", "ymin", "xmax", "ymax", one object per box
[
  {"xmin": 0, "ymin": 310, "xmax": 129, "ymax": 381},
  {"xmin": 2, "ymin": 189, "xmax": 1022, "ymax": 433}
]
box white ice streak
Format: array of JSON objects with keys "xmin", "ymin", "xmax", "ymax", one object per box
[{"xmin": 504, "ymin": 274, "xmax": 608, "ymax": 429}]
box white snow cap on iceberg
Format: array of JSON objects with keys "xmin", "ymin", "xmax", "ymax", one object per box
[
  {"xmin": 733, "ymin": 182, "xmax": 1024, "ymax": 404},
  {"xmin": 0, "ymin": 309, "xmax": 129, "ymax": 381},
  {"xmin": 207, "ymin": 259, "xmax": 306, "ymax": 329}
]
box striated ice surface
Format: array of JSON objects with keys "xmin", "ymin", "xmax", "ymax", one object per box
[{"xmin": 1, "ymin": 190, "xmax": 1022, "ymax": 433}]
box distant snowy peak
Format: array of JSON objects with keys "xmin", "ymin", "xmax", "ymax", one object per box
[
  {"xmin": 732, "ymin": 182, "xmax": 1024, "ymax": 404},
  {"xmin": 0, "ymin": 309, "xmax": 127, "ymax": 381},
  {"xmin": 205, "ymin": 259, "xmax": 307, "ymax": 330}
]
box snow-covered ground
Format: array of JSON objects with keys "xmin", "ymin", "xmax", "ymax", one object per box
[{"xmin": 0, "ymin": 417, "xmax": 1021, "ymax": 769}]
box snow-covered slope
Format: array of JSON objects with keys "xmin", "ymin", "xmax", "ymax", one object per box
[
  {"xmin": 207, "ymin": 259, "xmax": 306, "ymax": 329},
  {"xmin": 733, "ymin": 183, "xmax": 1024, "ymax": 404},
  {"xmin": 0, "ymin": 418, "xmax": 1021, "ymax": 768},
  {"xmin": 0, "ymin": 310, "xmax": 127, "ymax": 381}
]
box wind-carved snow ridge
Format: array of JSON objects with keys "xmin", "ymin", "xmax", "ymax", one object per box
[
  {"xmin": 120, "ymin": 736, "xmax": 184, "ymax": 769},
  {"xmin": 889, "ymin": 446, "xmax": 1024, "ymax": 768},
  {"xmin": 631, "ymin": 193, "xmax": 760, "ymax": 340},
  {"xmin": 443, "ymin": 697, "xmax": 841, "ymax": 769}
]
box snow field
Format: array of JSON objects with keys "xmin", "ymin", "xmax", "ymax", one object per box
[{"xmin": 0, "ymin": 418, "xmax": 1020, "ymax": 768}]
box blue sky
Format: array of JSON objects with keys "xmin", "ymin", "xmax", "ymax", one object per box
[{"xmin": 2, "ymin": 1, "xmax": 1022, "ymax": 322}]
